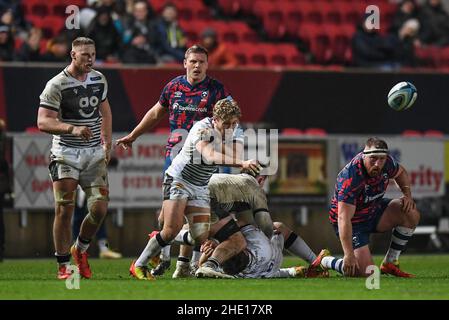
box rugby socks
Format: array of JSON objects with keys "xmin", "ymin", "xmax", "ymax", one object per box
[
  {"xmin": 384, "ymin": 226, "xmax": 415, "ymax": 263},
  {"xmin": 321, "ymin": 256, "xmax": 344, "ymax": 275},
  {"xmin": 177, "ymin": 256, "xmax": 190, "ymax": 268},
  {"xmin": 75, "ymin": 236, "xmax": 91, "ymax": 253},
  {"xmin": 173, "ymin": 229, "xmax": 194, "ymax": 245},
  {"xmin": 160, "ymin": 244, "xmax": 171, "ymax": 261},
  {"xmin": 55, "ymin": 253, "xmax": 71, "ymax": 266},
  {"xmin": 97, "ymin": 239, "xmax": 109, "ymax": 253},
  {"xmin": 204, "ymin": 257, "xmax": 221, "ymax": 270},
  {"xmin": 284, "ymin": 232, "xmax": 317, "ymax": 264},
  {"xmin": 136, "ymin": 232, "xmax": 169, "ymax": 267},
  {"xmin": 192, "ymin": 245, "xmax": 202, "ymax": 266}
]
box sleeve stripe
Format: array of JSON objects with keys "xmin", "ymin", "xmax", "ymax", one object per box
[{"xmin": 40, "ymin": 104, "xmax": 59, "ymax": 112}]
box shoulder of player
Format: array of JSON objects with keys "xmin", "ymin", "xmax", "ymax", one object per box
[
  {"xmin": 88, "ymin": 69, "xmax": 107, "ymax": 82},
  {"xmin": 206, "ymin": 76, "xmax": 225, "ymax": 88},
  {"xmin": 168, "ymin": 75, "xmax": 185, "ymax": 85},
  {"xmin": 44, "ymin": 70, "xmax": 72, "ymax": 89}
]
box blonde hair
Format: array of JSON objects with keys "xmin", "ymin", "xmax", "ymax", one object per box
[
  {"xmin": 213, "ymin": 99, "xmax": 241, "ymax": 122},
  {"xmin": 72, "ymin": 37, "xmax": 95, "ymax": 49}
]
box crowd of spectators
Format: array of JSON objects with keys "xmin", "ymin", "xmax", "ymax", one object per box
[
  {"xmin": 1, "ymin": 0, "xmax": 449, "ymax": 69},
  {"xmin": 352, "ymin": 0, "xmax": 449, "ymax": 69}
]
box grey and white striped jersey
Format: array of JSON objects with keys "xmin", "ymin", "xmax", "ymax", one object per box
[
  {"xmin": 166, "ymin": 117, "xmax": 244, "ymax": 186},
  {"xmin": 39, "ymin": 67, "xmax": 108, "ymax": 149}
]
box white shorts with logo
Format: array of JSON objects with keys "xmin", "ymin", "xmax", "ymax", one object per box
[
  {"xmin": 163, "ymin": 173, "xmax": 210, "ymax": 209},
  {"xmin": 49, "ymin": 146, "xmax": 108, "ymax": 189}
]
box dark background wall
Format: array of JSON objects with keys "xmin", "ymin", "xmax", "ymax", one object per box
[{"xmin": 1, "ymin": 65, "xmax": 447, "ymax": 134}]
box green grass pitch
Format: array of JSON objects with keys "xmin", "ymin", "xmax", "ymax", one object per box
[{"xmin": 1, "ymin": 255, "xmax": 449, "ymax": 300}]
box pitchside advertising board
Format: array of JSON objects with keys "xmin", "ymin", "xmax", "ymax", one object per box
[
  {"xmin": 338, "ymin": 137, "xmax": 445, "ymax": 199},
  {"xmin": 13, "ymin": 134, "xmax": 167, "ymax": 209}
]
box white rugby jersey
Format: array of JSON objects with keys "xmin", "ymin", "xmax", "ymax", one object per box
[
  {"xmin": 39, "ymin": 67, "xmax": 108, "ymax": 149},
  {"xmin": 208, "ymin": 173, "xmax": 268, "ymax": 213},
  {"xmin": 166, "ymin": 117, "xmax": 244, "ymax": 186},
  {"xmin": 237, "ymin": 225, "xmax": 284, "ymax": 279}
]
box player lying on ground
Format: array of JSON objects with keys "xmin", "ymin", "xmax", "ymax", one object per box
[
  {"xmin": 310, "ymin": 137, "xmax": 420, "ymax": 278},
  {"xmin": 129, "ymin": 99, "xmax": 261, "ymax": 280},
  {"xmin": 198, "ymin": 219, "xmax": 329, "ymax": 279},
  {"xmin": 151, "ymin": 171, "xmax": 275, "ymax": 278}
]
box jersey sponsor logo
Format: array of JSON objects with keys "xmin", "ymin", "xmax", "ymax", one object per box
[
  {"xmin": 174, "ymin": 91, "xmax": 182, "ymax": 98},
  {"xmin": 364, "ymin": 192, "xmax": 385, "ymax": 203},
  {"xmin": 61, "ymin": 82, "xmax": 75, "ymax": 86},
  {"xmin": 201, "ymin": 91, "xmax": 209, "ymax": 98},
  {"xmin": 90, "ymin": 76, "xmax": 102, "ymax": 81},
  {"xmin": 172, "ymin": 102, "xmax": 207, "ymax": 113}
]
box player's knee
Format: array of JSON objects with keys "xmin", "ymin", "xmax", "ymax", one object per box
[
  {"xmin": 161, "ymin": 227, "xmax": 179, "ymax": 242},
  {"xmin": 188, "ymin": 213, "xmax": 210, "ymax": 244},
  {"xmin": 54, "ymin": 190, "xmax": 76, "ymax": 207},
  {"xmin": 408, "ymin": 208, "xmax": 420, "ymax": 227}
]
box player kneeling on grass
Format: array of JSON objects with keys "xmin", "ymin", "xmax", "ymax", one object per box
[
  {"xmin": 129, "ymin": 99, "xmax": 261, "ymax": 280},
  {"xmin": 310, "ymin": 137, "xmax": 420, "ymax": 278},
  {"xmin": 199, "ymin": 220, "xmax": 329, "ymax": 279}
]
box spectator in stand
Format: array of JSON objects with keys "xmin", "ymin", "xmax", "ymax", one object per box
[
  {"xmin": 153, "ymin": 3, "xmax": 187, "ymax": 63},
  {"xmin": 16, "ymin": 27, "xmax": 43, "ymax": 62},
  {"xmin": 0, "ymin": 3, "xmax": 28, "ymax": 36},
  {"xmin": 396, "ymin": 19, "xmax": 421, "ymax": 67},
  {"xmin": 389, "ymin": 0, "xmax": 419, "ymax": 34},
  {"xmin": 418, "ymin": 0, "xmax": 449, "ymax": 46},
  {"xmin": 41, "ymin": 36, "xmax": 70, "ymax": 63},
  {"xmin": 121, "ymin": 0, "xmax": 157, "ymax": 64},
  {"xmin": 87, "ymin": 6, "xmax": 121, "ymax": 63},
  {"xmin": 351, "ymin": 15, "xmax": 401, "ymax": 70},
  {"xmin": 200, "ymin": 28, "xmax": 238, "ymax": 68},
  {"xmin": 0, "ymin": 24, "xmax": 13, "ymax": 61}
]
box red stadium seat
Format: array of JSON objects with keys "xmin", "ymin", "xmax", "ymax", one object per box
[
  {"xmin": 218, "ymin": 0, "xmax": 241, "ymax": 16},
  {"xmin": 298, "ymin": 1, "xmax": 322, "ymax": 24},
  {"xmin": 277, "ymin": 43, "xmax": 306, "ymax": 66},
  {"xmin": 253, "ymin": 0, "xmax": 286, "ymax": 39},
  {"xmin": 283, "ymin": 2, "xmax": 303, "ymax": 38},
  {"xmin": 298, "ymin": 23, "xmax": 332, "ymax": 64}
]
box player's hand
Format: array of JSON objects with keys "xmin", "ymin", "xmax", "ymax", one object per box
[
  {"xmin": 200, "ymin": 240, "xmax": 217, "ymax": 258},
  {"xmin": 72, "ymin": 126, "xmax": 93, "ymax": 142},
  {"xmin": 116, "ymin": 134, "xmax": 135, "ymax": 150},
  {"xmin": 400, "ymin": 196, "xmax": 416, "ymax": 214},
  {"xmin": 242, "ymin": 159, "xmax": 262, "ymax": 176},
  {"xmin": 343, "ymin": 253, "xmax": 359, "ymax": 277}
]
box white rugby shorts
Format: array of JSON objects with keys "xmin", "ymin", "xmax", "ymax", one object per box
[
  {"xmin": 49, "ymin": 146, "xmax": 108, "ymax": 189},
  {"xmin": 163, "ymin": 173, "xmax": 210, "ymax": 208}
]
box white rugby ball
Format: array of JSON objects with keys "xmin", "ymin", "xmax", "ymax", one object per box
[{"xmin": 387, "ymin": 81, "xmax": 417, "ymax": 111}]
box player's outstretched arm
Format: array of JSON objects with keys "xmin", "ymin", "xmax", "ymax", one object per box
[
  {"xmin": 196, "ymin": 140, "xmax": 261, "ymax": 175},
  {"xmin": 116, "ymin": 102, "xmax": 167, "ymax": 150},
  {"xmin": 37, "ymin": 107, "xmax": 92, "ymax": 141},
  {"xmin": 99, "ymin": 99, "xmax": 112, "ymax": 164}
]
